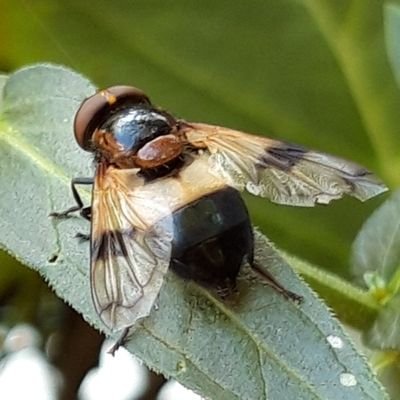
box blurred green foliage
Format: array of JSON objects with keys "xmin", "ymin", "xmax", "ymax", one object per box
[{"xmin": 1, "ymin": 0, "xmax": 398, "ymax": 278}]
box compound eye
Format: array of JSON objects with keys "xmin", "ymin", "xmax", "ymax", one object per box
[{"xmin": 73, "ymin": 86, "xmax": 151, "ymax": 151}]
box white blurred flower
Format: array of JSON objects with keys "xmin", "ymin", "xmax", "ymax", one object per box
[{"xmin": 79, "ymin": 340, "xmax": 148, "ymax": 400}]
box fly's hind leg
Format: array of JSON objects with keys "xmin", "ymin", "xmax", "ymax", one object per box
[
  {"xmin": 50, "ymin": 177, "xmax": 93, "ymax": 221},
  {"xmin": 249, "ymin": 261, "xmax": 303, "ymax": 303}
]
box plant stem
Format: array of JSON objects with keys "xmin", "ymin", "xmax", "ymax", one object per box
[{"xmin": 282, "ymin": 252, "xmax": 380, "ymax": 331}]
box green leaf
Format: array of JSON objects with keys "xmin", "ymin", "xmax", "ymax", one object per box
[
  {"xmin": 0, "ymin": 63, "xmax": 96, "ymax": 322},
  {"xmin": 385, "ymin": 2, "xmax": 400, "ymax": 87},
  {"xmin": 351, "ymin": 190, "xmax": 400, "ymax": 351},
  {"xmin": 285, "ymin": 254, "xmax": 380, "ymax": 331},
  {"xmin": 351, "ymin": 190, "xmax": 400, "ymax": 289},
  {"xmin": 1, "ymin": 0, "xmax": 396, "ymax": 276},
  {"xmin": 373, "ymin": 355, "xmax": 400, "ymax": 400},
  {"xmin": 366, "ymin": 294, "xmax": 400, "ymax": 350},
  {"xmin": 0, "ymin": 64, "xmax": 388, "ymax": 400}
]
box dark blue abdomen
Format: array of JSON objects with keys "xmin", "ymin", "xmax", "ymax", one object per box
[{"xmin": 170, "ymin": 187, "xmax": 254, "ymax": 288}]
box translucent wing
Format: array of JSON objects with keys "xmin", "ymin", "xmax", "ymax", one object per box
[
  {"xmin": 184, "ymin": 123, "xmax": 387, "ymax": 206},
  {"xmin": 91, "ymin": 163, "xmax": 172, "ymax": 331}
]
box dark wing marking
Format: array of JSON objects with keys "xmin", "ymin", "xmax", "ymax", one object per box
[
  {"xmin": 91, "ymin": 163, "xmax": 172, "ymax": 331},
  {"xmin": 184, "ymin": 123, "xmax": 387, "ymax": 206}
]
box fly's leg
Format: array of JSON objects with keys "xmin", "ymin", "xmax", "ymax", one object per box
[
  {"xmin": 75, "ymin": 232, "xmax": 90, "ymax": 242},
  {"xmin": 80, "ymin": 206, "xmax": 92, "ymax": 221},
  {"xmin": 215, "ymin": 279, "xmax": 238, "ymax": 300},
  {"xmin": 50, "ymin": 177, "xmax": 93, "ymax": 221},
  {"xmin": 250, "ymin": 262, "xmax": 303, "ymax": 303},
  {"xmin": 108, "ymin": 328, "xmax": 129, "ymax": 356}
]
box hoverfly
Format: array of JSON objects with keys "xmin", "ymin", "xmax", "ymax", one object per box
[{"xmin": 52, "ymin": 85, "xmax": 387, "ymax": 345}]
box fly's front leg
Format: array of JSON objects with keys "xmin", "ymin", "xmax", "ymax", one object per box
[
  {"xmin": 75, "ymin": 232, "xmax": 90, "ymax": 242},
  {"xmin": 50, "ymin": 177, "xmax": 93, "ymax": 221}
]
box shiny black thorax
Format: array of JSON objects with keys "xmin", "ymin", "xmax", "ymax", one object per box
[{"xmin": 100, "ymin": 105, "xmax": 173, "ymax": 152}]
